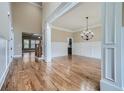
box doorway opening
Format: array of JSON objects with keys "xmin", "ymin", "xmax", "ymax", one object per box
[
  {"xmin": 44, "ymin": 2, "xmax": 123, "ymax": 91},
  {"xmin": 49, "ymin": 2, "xmax": 102, "ymax": 90},
  {"xmin": 22, "ymin": 32, "xmax": 42, "ymax": 58},
  {"xmin": 68, "ymin": 38, "xmax": 72, "ymax": 56}
]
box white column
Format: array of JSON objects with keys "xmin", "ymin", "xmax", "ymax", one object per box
[
  {"xmin": 42, "ymin": 22, "xmax": 45, "ymax": 60},
  {"xmin": 100, "ymin": 2, "xmax": 124, "ymax": 90},
  {"xmin": 44, "ymin": 23, "xmax": 52, "ymax": 62}
]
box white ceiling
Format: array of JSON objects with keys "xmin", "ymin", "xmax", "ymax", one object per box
[{"xmin": 52, "ymin": 3, "xmax": 102, "ymax": 31}]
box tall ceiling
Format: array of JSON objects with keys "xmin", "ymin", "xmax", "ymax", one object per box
[
  {"xmin": 52, "ymin": 3, "xmax": 102, "ymax": 31},
  {"xmin": 29, "ymin": 2, "xmax": 42, "ymax": 8},
  {"xmin": 34, "ymin": 2, "xmax": 42, "ymax": 6}
]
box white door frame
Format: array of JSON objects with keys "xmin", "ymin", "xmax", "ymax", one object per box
[{"xmin": 43, "ymin": 2, "xmax": 124, "ymax": 90}]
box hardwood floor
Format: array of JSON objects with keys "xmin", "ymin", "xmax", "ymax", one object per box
[{"xmin": 1, "ymin": 52, "xmax": 101, "ymax": 91}]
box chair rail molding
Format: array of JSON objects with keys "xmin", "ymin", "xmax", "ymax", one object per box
[{"xmin": 100, "ymin": 2, "xmax": 124, "ymax": 90}]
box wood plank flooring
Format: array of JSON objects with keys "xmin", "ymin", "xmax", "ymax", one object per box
[{"xmin": 1, "ymin": 52, "xmax": 101, "ymax": 91}]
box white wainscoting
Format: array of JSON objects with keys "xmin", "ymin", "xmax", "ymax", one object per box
[
  {"xmin": 0, "ymin": 37, "xmax": 8, "ymax": 89},
  {"xmin": 73, "ymin": 41, "xmax": 101, "ymax": 59},
  {"xmin": 52, "ymin": 41, "xmax": 101, "ymax": 59},
  {"xmin": 52, "ymin": 42, "xmax": 68, "ymax": 58}
]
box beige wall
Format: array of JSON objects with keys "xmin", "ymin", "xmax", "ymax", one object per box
[
  {"xmin": 122, "ymin": 3, "xmax": 124, "ymax": 26},
  {"xmin": 51, "ymin": 28, "xmax": 73, "ymax": 42},
  {"xmin": 11, "ymin": 3, "xmax": 42, "ymax": 55},
  {"xmin": 42, "ymin": 3, "xmax": 61, "ymax": 21},
  {"xmin": 73, "ymin": 27, "xmax": 102, "ymax": 42},
  {"xmin": 51, "ymin": 26, "xmax": 102, "ymax": 42}
]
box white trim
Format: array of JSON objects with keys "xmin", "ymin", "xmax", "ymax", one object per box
[
  {"xmin": 28, "ymin": 2, "xmax": 42, "ymax": 8},
  {"xmin": 46, "ymin": 3, "xmax": 79, "ymax": 23},
  {"xmin": 100, "ymin": 2, "xmax": 124, "ymax": 91},
  {"xmin": 100, "ymin": 79, "xmax": 124, "ymax": 91},
  {"xmin": 75, "ymin": 24, "xmax": 102, "ymax": 32},
  {"xmin": 121, "ymin": 27, "xmax": 124, "ymax": 89},
  {"xmin": 35, "ymin": 56, "xmax": 44, "ymax": 60},
  {"xmin": 51, "ymin": 25, "xmax": 73, "ymax": 32},
  {"xmin": 52, "ymin": 24, "xmax": 102, "ymax": 33},
  {"xmin": 0, "ymin": 60, "xmax": 11, "ymax": 89},
  {"xmin": 13, "ymin": 55, "xmax": 22, "ymax": 58}
]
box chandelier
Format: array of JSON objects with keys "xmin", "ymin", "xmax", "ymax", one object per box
[{"xmin": 80, "ymin": 17, "xmax": 94, "ymax": 40}]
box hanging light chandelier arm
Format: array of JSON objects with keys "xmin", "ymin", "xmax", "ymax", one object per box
[{"xmin": 86, "ymin": 17, "xmax": 88, "ymax": 31}]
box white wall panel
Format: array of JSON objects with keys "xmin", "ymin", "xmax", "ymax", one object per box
[
  {"xmin": 0, "ymin": 2, "xmax": 13, "ymax": 89},
  {"xmin": 52, "ymin": 41, "xmax": 101, "ymax": 59},
  {"xmin": 73, "ymin": 42, "xmax": 101, "ymax": 59},
  {"xmin": 52, "ymin": 42, "xmax": 68, "ymax": 57},
  {"xmin": 0, "ymin": 37, "xmax": 7, "ymax": 89},
  {"xmin": 101, "ymin": 3, "xmax": 124, "ymax": 91}
]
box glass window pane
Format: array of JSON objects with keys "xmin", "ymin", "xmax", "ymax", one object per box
[
  {"xmin": 36, "ymin": 40, "xmax": 40, "ymax": 44},
  {"xmin": 31, "ymin": 40, "xmax": 35, "ymax": 48},
  {"xmin": 24, "ymin": 39, "xmax": 29, "ymax": 48}
]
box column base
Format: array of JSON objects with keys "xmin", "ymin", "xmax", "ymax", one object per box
[{"xmin": 100, "ymin": 79, "xmax": 123, "ymax": 91}]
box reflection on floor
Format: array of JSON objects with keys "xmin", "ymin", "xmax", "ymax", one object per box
[
  {"xmin": 2, "ymin": 52, "xmax": 101, "ymax": 91},
  {"xmin": 22, "ymin": 52, "xmax": 35, "ymax": 63}
]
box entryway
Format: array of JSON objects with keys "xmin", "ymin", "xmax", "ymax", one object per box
[
  {"xmin": 22, "ymin": 32, "xmax": 42, "ymax": 58},
  {"xmin": 68, "ymin": 38, "xmax": 72, "ymax": 56}
]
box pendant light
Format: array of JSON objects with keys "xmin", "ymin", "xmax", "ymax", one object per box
[{"xmin": 80, "ymin": 17, "xmax": 94, "ymax": 40}]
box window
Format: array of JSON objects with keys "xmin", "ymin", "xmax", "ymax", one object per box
[
  {"xmin": 31, "ymin": 40, "xmax": 35, "ymax": 49},
  {"xmin": 24, "ymin": 39, "xmax": 29, "ymax": 48},
  {"xmin": 22, "ymin": 38, "xmax": 41, "ymax": 50}
]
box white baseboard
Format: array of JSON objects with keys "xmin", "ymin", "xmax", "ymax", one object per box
[
  {"xmin": 74, "ymin": 54, "xmax": 101, "ymax": 60},
  {"xmin": 35, "ymin": 56, "xmax": 44, "ymax": 60},
  {"xmin": 100, "ymin": 79, "xmax": 123, "ymax": 91},
  {"xmin": 0, "ymin": 61, "xmax": 11, "ymax": 89},
  {"xmin": 52, "ymin": 54, "xmax": 68, "ymax": 58},
  {"xmin": 13, "ymin": 55, "xmax": 22, "ymax": 58},
  {"xmin": 45, "ymin": 58, "xmax": 52, "ymax": 63}
]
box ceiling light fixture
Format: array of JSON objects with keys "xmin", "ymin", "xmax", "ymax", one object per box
[{"xmin": 80, "ymin": 17, "xmax": 94, "ymax": 41}]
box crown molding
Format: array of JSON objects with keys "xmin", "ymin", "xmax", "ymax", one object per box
[
  {"xmin": 51, "ymin": 25, "xmax": 73, "ymax": 32},
  {"xmin": 73, "ymin": 24, "xmax": 102, "ymax": 32},
  {"xmin": 28, "ymin": 2, "xmax": 42, "ymax": 9},
  {"xmin": 52, "ymin": 24, "xmax": 102, "ymax": 33},
  {"xmin": 47, "ymin": 2, "xmax": 79, "ymax": 23}
]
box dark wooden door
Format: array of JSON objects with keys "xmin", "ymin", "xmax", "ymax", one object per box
[{"xmin": 68, "ymin": 38, "xmax": 72, "ymax": 55}]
